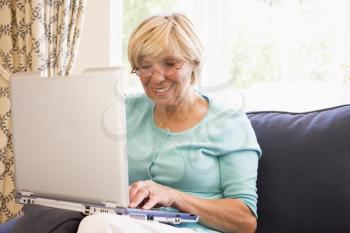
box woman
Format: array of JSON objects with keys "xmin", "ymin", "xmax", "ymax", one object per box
[{"xmin": 77, "ymin": 13, "xmax": 262, "ymax": 233}]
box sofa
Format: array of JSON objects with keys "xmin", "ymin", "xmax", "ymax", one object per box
[
  {"xmin": 1, "ymin": 104, "xmax": 349, "ymax": 233},
  {"xmin": 247, "ymin": 104, "xmax": 350, "ymax": 233}
]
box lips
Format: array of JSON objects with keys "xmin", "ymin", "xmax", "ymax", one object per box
[{"xmin": 152, "ymin": 83, "xmax": 174, "ymax": 96}]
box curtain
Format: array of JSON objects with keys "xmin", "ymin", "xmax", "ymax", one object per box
[
  {"xmin": 0, "ymin": 0, "xmax": 85, "ymax": 223},
  {"xmin": 0, "ymin": 66, "xmax": 18, "ymax": 223}
]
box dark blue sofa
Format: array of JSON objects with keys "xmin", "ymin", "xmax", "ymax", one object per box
[{"xmin": 247, "ymin": 104, "xmax": 350, "ymax": 233}]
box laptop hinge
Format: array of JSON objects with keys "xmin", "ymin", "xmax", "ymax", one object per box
[
  {"xmin": 18, "ymin": 191, "xmax": 34, "ymax": 197},
  {"xmin": 102, "ymin": 201, "xmax": 118, "ymax": 208}
]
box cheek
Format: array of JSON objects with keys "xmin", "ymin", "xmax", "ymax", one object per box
[
  {"xmin": 173, "ymin": 70, "xmax": 193, "ymax": 86},
  {"xmin": 179, "ymin": 67, "xmax": 193, "ymax": 84},
  {"xmin": 139, "ymin": 77, "xmax": 149, "ymax": 86},
  {"xmin": 139, "ymin": 78, "xmax": 153, "ymax": 92},
  {"xmin": 176, "ymin": 74, "xmax": 192, "ymax": 88}
]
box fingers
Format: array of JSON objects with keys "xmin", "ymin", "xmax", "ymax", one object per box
[
  {"xmin": 128, "ymin": 181, "xmax": 150, "ymax": 208},
  {"xmin": 128, "ymin": 180, "xmax": 173, "ymax": 210},
  {"xmin": 128, "ymin": 181, "xmax": 143, "ymax": 200},
  {"xmin": 142, "ymin": 196, "xmax": 158, "ymax": 209},
  {"xmin": 130, "ymin": 188, "xmax": 149, "ymax": 208}
]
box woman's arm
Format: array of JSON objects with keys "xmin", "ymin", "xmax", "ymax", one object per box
[
  {"xmin": 172, "ymin": 189, "xmax": 257, "ymax": 233},
  {"xmin": 129, "ymin": 180, "xmax": 256, "ymax": 233}
]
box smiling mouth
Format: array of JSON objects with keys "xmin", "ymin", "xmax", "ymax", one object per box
[{"xmin": 152, "ymin": 83, "xmax": 174, "ymax": 95}]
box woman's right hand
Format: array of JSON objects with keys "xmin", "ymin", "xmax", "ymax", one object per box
[{"xmin": 128, "ymin": 180, "xmax": 178, "ymax": 209}]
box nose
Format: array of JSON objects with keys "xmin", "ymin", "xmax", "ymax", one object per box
[{"xmin": 149, "ymin": 67, "xmax": 166, "ymax": 84}]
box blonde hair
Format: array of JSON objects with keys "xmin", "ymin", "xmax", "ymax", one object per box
[{"xmin": 128, "ymin": 13, "xmax": 203, "ymax": 84}]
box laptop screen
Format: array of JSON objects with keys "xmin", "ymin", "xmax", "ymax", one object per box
[{"xmin": 10, "ymin": 68, "xmax": 129, "ymax": 207}]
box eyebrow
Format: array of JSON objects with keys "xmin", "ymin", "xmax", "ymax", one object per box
[
  {"xmin": 162, "ymin": 56, "xmax": 181, "ymax": 61},
  {"xmin": 140, "ymin": 56, "xmax": 180, "ymax": 63}
]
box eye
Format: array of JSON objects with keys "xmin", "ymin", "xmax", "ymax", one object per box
[
  {"xmin": 163, "ymin": 62, "xmax": 176, "ymax": 68},
  {"xmin": 140, "ymin": 64, "xmax": 152, "ymax": 70}
]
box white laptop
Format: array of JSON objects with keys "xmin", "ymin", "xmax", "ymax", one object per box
[{"xmin": 10, "ymin": 68, "xmax": 198, "ymax": 224}]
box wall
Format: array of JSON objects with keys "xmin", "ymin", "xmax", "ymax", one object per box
[{"xmin": 73, "ymin": 0, "xmax": 122, "ymax": 74}]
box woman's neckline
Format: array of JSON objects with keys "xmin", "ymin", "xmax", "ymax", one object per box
[{"xmin": 150, "ymin": 93, "xmax": 211, "ymax": 136}]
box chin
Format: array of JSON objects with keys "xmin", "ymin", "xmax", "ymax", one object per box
[
  {"xmin": 151, "ymin": 96, "xmax": 175, "ymax": 106},
  {"xmin": 147, "ymin": 89, "xmax": 176, "ymax": 105}
]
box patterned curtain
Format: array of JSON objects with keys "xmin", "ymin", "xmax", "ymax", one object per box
[{"xmin": 0, "ymin": 0, "xmax": 85, "ymax": 223}]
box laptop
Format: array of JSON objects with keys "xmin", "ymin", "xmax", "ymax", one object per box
[{"xmin": 10, "ymin": 67, "xmax": 199, "ymax": 224}]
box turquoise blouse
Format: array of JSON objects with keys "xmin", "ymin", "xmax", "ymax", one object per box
[{"xmin": 125, "ymin": 93, "xmax": 262, "ymax": 233}]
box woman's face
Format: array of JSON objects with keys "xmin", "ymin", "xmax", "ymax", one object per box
[{"xmin": 136, "ymin": 56, "xmax": 194, "ymax": 107}]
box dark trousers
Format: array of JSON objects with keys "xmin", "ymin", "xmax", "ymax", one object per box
[
  {"xmin": 0, "ymin": 205, "xmax": 84, "ymax": 233},
  {"xmin": 0, "ymin": 216, "xmax": 22, "ymax": 233}
]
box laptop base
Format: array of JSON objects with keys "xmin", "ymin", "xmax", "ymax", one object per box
[{"xmin": 16, "ymin": 192, "xmax": 199, "ymax": 224}]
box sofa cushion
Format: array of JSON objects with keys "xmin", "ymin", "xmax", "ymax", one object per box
[{"xmin": 247, "ymin": 105, "xmax": 350, "ymax": 233}]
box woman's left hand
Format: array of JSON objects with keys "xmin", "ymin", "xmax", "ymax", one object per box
[{"xmin": 128, "ymin": 180, "xmax": 178, "ymax": 209}]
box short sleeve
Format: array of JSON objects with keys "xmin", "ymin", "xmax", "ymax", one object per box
[
  {"xmin": 215, "ymin": 109, "xmax": 261, "ymax": 217},
  {"xmin": 219, "ymin": 150, "xmax": 260, "ymax": 217}
]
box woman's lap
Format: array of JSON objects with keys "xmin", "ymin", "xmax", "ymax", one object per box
[
  {"xmin": 77, "ymin": 213, "xmax": 196, "ymax": 233},
  {"xmin": 0, "ymin": 213, "xmax": 197, "ymax": 233}
]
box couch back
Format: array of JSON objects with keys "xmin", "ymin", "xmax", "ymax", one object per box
[{"xmin": 247, "ymin": 105, "xmax": 350, "ymax": 233}]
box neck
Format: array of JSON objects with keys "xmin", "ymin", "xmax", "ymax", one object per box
[{"xmin": 154, "ymin": 91, "xmax": 201, "ymax": 126}]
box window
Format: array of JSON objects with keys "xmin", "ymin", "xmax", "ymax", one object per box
[{"xmin": 120, "ymin": 0, "xmax": 350, "ymax": 111}]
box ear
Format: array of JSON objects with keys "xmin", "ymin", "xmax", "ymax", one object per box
[
  {"xmin": 190, "ymin": 62, "xmax": 199, "ymax": 85},
  {"xmin": 190, "ymin": 71, "xmax": 196, "ymax": 84}
]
